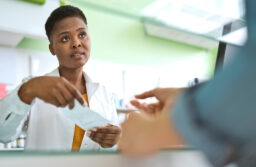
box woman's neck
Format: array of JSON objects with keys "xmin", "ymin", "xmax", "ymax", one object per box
[{"xmin": 58, "ymin": 66, "xmax": 85, "ymax": 88}]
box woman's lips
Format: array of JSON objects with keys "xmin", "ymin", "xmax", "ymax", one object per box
[{"xmin": 71, "ymin": 52, "xmax": 85, "ymax": 59}]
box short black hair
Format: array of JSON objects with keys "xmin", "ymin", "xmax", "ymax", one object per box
[{"xmin": 45, "ymin": 5, "xmax": 87, "ymax": 41}]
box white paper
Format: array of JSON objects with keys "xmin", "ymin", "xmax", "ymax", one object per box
[{"xmin": 61, "ymin": 101, "xmax": 110, "ymax": 130}]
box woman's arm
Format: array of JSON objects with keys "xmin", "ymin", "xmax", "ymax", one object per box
[
  {"xmin": 18, "ymin": 76, "xmax": 85, "ymax": 108},
  {"xmin": 0, "ymin": 85, "xmax": 30, "ymax": 143},
  {"xmin": 0, "ymin": 76, "xmax": 86, "ymax": 143}
]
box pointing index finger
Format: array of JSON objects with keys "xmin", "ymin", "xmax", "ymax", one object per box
[
  {"xmin": 63, "ymin": 80, "xmax": 86, "ymax": 106},
  {"xmin": 134, "ymin": 89, "xmax": 156, "ymax": 99}
]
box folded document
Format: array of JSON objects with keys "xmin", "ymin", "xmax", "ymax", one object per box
[{"xmin": 62, "ymin": 101, "xmax": 110, "ymax": 130}]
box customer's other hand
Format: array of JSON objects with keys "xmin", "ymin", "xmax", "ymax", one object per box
[
  {"xmin": 130, "ymin": 88, "xmax": 183, "ymax": 115},
  {"xmin": 119, "ymin": 98, "xmax": 184, "ymax": 156}
]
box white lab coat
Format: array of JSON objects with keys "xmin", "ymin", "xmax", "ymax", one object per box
[{"xmin": 0, "ymin": 68, "xmax": 119, "ymax": 151}]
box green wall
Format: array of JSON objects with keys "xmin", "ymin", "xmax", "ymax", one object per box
[{"xmin": 17, "ymin": 1, "xmax": 218, "ymax": 77}]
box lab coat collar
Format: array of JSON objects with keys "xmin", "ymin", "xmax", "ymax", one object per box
[{"xmin": 46, "ymin": 68, "xmax": 100, "ymax": 99}]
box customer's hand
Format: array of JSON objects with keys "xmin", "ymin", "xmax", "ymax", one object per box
[
  {"xmin": 87, "ymin": 124, "xmax": 121, "ymax": 148},
  {"xmin": 130, "ymin": 88, "xmax": 183, "ymax": 115},
  {"xmin": 18, "ymin": 76, "xmax": 86, "ymax": 109},
  {"xmin": 118, "ymin": 98, "xmax": 184, "ymax": 156}
]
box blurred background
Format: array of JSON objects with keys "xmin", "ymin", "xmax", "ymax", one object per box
[{"xmin": 0, "ymin": 0, "xmax": 245, "ymax": 151}]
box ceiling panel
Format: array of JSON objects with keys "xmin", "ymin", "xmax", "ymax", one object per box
[{"xmin": 70, "ymin": 0, "xmax": 155, "ymax": 18}]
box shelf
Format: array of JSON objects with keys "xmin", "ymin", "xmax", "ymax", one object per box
[{"xmin": 117, "ymin": 108, "xmax": 137, "ymax": 114}]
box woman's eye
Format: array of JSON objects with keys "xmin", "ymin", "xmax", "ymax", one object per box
[
  {"xmin": 61, "ymin": 36, "xmax": 70, "ymax": 42},
  {"xmin": 79, "ymin": 33, "xmax": 86, "ymax": 39}
]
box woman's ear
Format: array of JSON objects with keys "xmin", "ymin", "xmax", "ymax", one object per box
[{"xmin": 49, "ymin": 43, "xmax": 55, "ymax": 56}]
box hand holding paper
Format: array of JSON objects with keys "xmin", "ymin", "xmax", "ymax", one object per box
[{"xmin": 87, "ymin": 124, "xmax": 121, "ymax": 148}]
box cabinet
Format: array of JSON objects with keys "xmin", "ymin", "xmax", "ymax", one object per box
[{"xmin": 0, "ymin": 0, "xmax": 59, "ymax": 47}]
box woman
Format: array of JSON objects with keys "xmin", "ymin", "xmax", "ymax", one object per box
[{"xmin": 0, "ymin": 5, "xmax": 120, "ymax": 151}]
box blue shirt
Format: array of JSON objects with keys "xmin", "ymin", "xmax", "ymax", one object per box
[{"xmin": 172, "ymin": 1, "xmax": 256, "ymax": 166}]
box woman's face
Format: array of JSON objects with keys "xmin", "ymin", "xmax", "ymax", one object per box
[{"xmin": 49, "ymin": 16, "xmax": 91, "ymax": 69}]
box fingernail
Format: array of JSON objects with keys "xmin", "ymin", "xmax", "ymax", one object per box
[
  {"xmin": 91, "ymin": 128, "xmax": 97, "ymax": 132},
  {"xmin": 86, "ymin": 132, "xmax": 91, "ymax": 137}
]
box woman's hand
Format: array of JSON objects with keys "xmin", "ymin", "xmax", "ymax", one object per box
[
  {"xmin": 18, "ymin": 76, "xmax": 86, "ymax": 109},
  {"xmin": 87, "ymin": 124, "xmax": 121, "ymax": 148},
  {"xmin": 130, "ymin": 88, "xmax": 183, "ymax": 115}
]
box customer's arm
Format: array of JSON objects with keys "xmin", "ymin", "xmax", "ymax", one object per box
[
  {"xmin": 119, "ymin": 46, "xmax": 256, "ymax": 166},
  {"xmin": 173, "ymin": 47, "xmax": 256, "ymax": 166}
]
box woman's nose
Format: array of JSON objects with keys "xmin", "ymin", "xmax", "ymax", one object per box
[{"xmin": 72, "ymin": 38, "xmax": 81, "ymax": 48}]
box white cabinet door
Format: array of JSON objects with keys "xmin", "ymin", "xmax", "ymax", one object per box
[{"xmin": 0, "ymin": 0, "xmax": 59, "ymax": 47}]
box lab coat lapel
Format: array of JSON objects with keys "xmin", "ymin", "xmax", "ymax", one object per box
[{"xmin": 83, "ymin": 72, "xmax": 99, "ymax": 102}]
